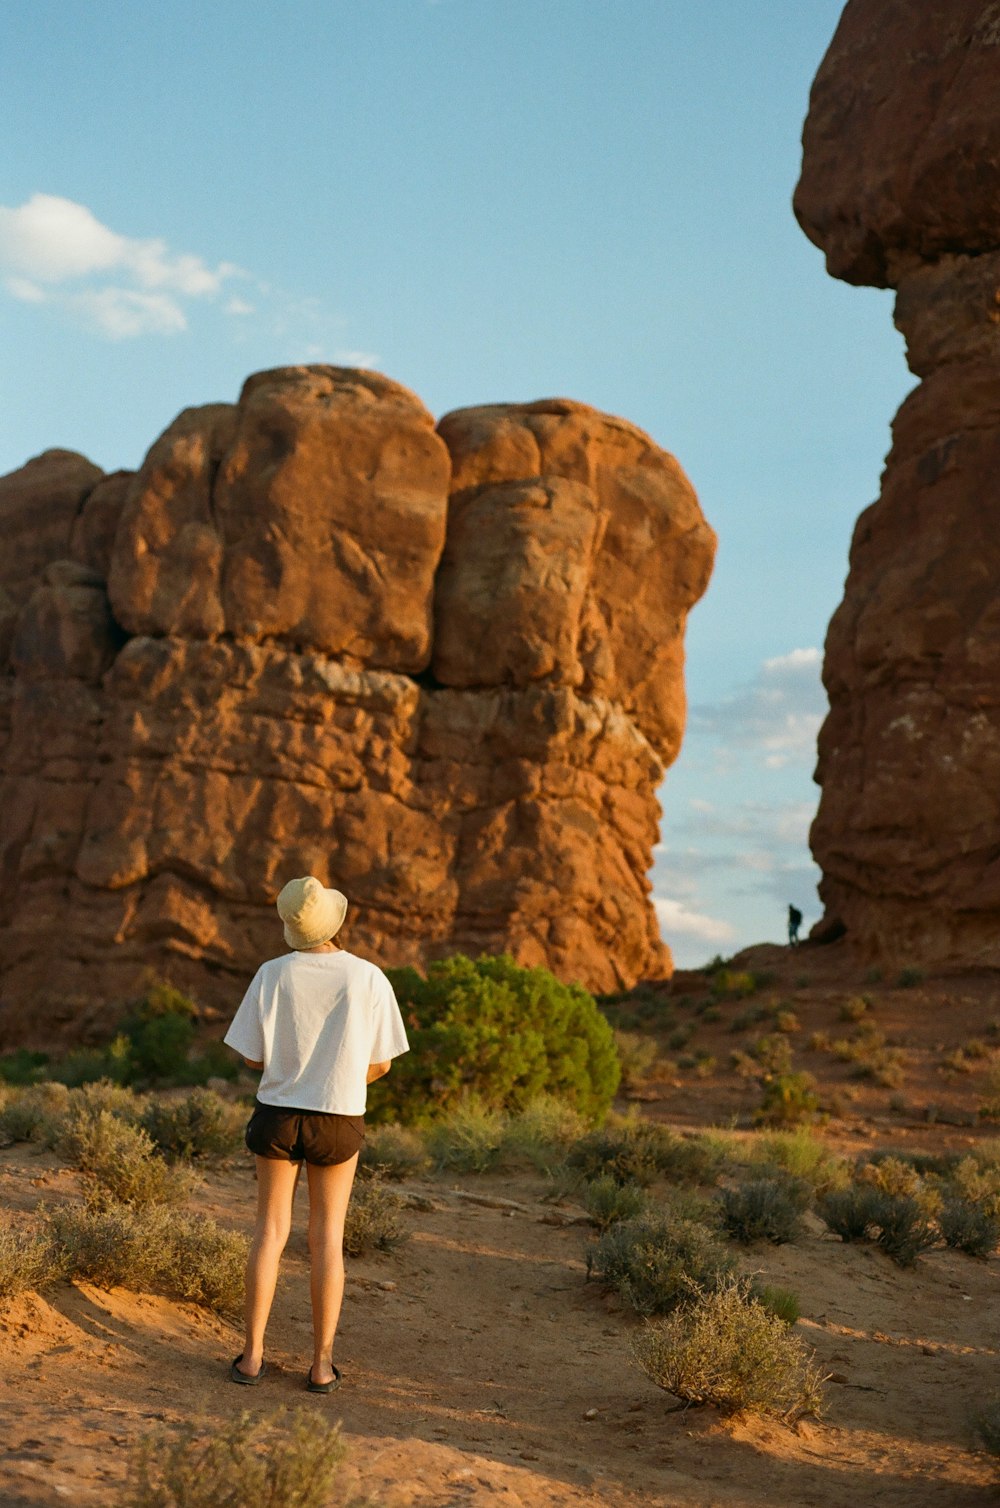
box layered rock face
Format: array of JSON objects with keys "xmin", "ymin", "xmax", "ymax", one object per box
[
  {"xmin": 795, "ymin": 0, "xmax": 1000, "ymax": 965},
  {"xmin": 0, "ymin": 368, "xmax": 714, "ymax": 1040}
]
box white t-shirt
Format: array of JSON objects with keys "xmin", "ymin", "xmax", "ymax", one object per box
[{"xmin": 223, "ymin": 950, "xmax": 410, "ymax": 1116}]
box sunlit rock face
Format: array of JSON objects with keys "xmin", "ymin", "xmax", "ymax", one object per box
[
  {"xmin": 0, "ymin": 368, "xmax": 715, "ymax": 1042},
  {"xmin": 795, "ymin": 0, "xmax": 1000, "ymax": 966}
]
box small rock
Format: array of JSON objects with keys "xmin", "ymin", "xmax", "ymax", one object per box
[
  {"xmin": 583, "ymin": 1408, "xmax": 599, "ymax": 1420},
  {"xmin": 829, "ymin": 1372, "xmax": 849, "ymax": 1385}
]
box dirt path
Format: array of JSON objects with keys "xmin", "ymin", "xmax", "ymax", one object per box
[{"xmin": 2, "ymin": 1142, "xmax": 998, "ymax": 1507}]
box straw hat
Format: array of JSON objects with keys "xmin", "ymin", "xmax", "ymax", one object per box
[{"xmin": 276, "ymin": 876, "xmax": 348, "ymax": 950}]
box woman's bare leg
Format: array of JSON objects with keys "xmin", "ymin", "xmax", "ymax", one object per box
[
  {"xmin": 306, "ymin": 1154, "xmax": 359, "ymax": 1384},
  {"xmin": 238, "ymin": 1157, "xmax": 301, "ymax": 1376}
]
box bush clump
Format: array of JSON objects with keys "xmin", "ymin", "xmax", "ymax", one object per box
[
  {"xmin": 0, "ymin": 1220, "xmax": 65, "ymax": 1300},
  {"xmin": 567, "ymin": 1117, "xmax": 721, "ymax": 1189},
  {"xmin": 47, "ymin": 1201, "xmax": 247, "ymax": 1318},
  {"xmin": 343, "ymin": 1173, "xmax": 408, "ymax": 1256},
  {"xmin": 122, "ymin": 1408, "xmax": 352, "ymax": 1508},
  {"xmin": 817, "ymin": 1185, "xmax": 883, "ymax": 1242},
  {"xmin": 359, "ymin": 1123, "xmax": 430, "ymax": 1180},
  {"xmin": 583, "ymin": 1175, "xmax": 648, "ymax": 1232},
  {"xmin": 938, "ymin": 1198, "xmax": 1000, "ymax": 1259},
  {"xmin": 57, "ymin": 1109, "xmax": 193, "ymax": 1208},
  {"xmin": 369, "ymin": 954, "xmax": 620, "ymax": 1123},
  {"xmin": 630, "ymin": 1277, "xmax": 826, "ymax": 1420},
  {"xmin": 140, "ymin": 1090, "xmax": 247, "ymax": 1162},
  {"xmin": 869, "ymin": 1192, "xmax": 939, "ymax": 1267},
  {"xmin": 718, "ymin": 1177, "xmax": 809, "ymax": 1245},
  {"xmin": 755, "ymin": 1071, "xmax": 819, "ymax": 1127},
  {"xmin": 423, "ymin": 1101, "xmax": 505, "ymax": 1173},
  {"xmin": 0, "ymin": 1081, "xmax": 72, "ymax": 1145},
  {"xmin": 587, "ymin": 1211, "xmax": 734, "ymax": 1316}
]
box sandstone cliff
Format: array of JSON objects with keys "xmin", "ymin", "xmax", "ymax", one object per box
[
  {"xmin": 0, "ymin": 368, "xmax": 714, "ymax": 1040},
  {"xmin": 795, "ymin": 0, "xmax": 1000, "ymax": 966}
]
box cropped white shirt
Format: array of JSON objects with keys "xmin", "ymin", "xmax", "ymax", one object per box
[{"xmin": 224, "ymin": 950, "xmax": 409, "ymax": 1116}]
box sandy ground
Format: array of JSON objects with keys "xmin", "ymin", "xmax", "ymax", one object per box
[{"xmin": 2, "ymin": 1148, "xmax": 999, "ymax": 1505}]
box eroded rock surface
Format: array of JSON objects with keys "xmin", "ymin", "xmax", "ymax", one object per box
[
  {"xmin": 796, "ymin": 1, "xmax": 1000, "ymax": 965},
  {"xmin": 0, "ymin": 368, "xmax": 714, "ymax": 1039}
]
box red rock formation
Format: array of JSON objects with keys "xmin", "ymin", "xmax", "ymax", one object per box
[
  {"xmin": 0, "ymin": 369, "xmax": 714, "ymax": 1040},
  {"xmin": 796, "ymin": 0, "xmax": 1000, "ymax": 966}
]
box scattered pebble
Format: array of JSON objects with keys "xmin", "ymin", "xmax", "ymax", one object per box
[{"xmin": 583, "ymin": 1408, "xmax": 598, "ymax": 1420}]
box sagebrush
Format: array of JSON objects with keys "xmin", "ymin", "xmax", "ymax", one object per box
[
  {"xmin": 122, "ymin": 1408, "xmax": 355, "ymax": 1508},
  {"xmin": 631, "ymin": 1277, "xmax": 827, "ymax": 1420}
]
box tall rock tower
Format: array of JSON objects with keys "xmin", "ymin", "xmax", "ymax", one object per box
[{"xmin": 796, "ymin": 1, "xmax": 1000, "ymax": 965}]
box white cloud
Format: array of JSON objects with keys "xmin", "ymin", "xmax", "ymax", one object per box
[
  {"xmin": 691, "ymin": 646, "xmax": 826, "ymax": 769},
  {"xmin": 225, "ymin": 296, "xmax": 256, "ymax": 316},
  {"xmin": 653, "ymin": 895, "xmax": 736, "ymax": 945},
  {"xmin": 333, "ymin": 348, "xmax": 380, "ymax": 368},
  {"xmin": 0, "ymin": 193, "xmax": 252, "ymax": 340},
  {"xmin": 70, "ymin": 287, "xmax": 188, "ymax": 339}
]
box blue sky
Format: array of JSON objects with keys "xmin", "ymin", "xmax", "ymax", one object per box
[{"xmin": 0, "ymin": 1, "xmax": 912, "ymax": 966}]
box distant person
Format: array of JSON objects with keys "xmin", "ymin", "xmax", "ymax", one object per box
[
  {"xmin": 787, "ymin": 904, "xmax": 803, "ymax": 947},
  {"xmin": 223, "ymin": 876, "xmax": 409, "ymax": 1393}
]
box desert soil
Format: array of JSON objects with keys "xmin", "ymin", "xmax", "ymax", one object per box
[{"xmin": 3, "ymin": 940, "xmax": 1000, "ymax": 1506}]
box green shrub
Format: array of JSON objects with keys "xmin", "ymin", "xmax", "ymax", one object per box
[
  {"xmin": 587, "ymin": 1212, "xmax": 734, "ymax": 1316},
  {"xmin": 614, "ymin": 1029, "xmax": 659, "ymax": 1088},
  {"xmin": 359, "ymin": 1123, "xmax": 430, "ymax": 1180},
  {"xmin": 0, "ymin": 1081, "xmax": 71, "ymax": 1145},
  {"xmin": 751, "ymin": 1035, "xmax": 793, "ymax": 1076},
  {"xmin": 567, "ymin": 1117, "xmax": 721, "ymax": 1189},
  {"xmin": 499, "ymin": 1096, "xmax": 588, "ymax": 1172},
  {"xmin": 747, "ymin": 1129, "xmax": 848, "ymax": 1193},
  {"xmin": 423, "ymin": 1101, "xmax": 505, "ymax": 1173},
  {"xmin": 0, "ymin": 1049, "xmax": 50, "ymax": 1085},
  {"xmin": 630, "ymin": 1277, "xmax": 826, "ymax": 1420},
  {"xmin": 869, "ymin": 1193, "xmax": 938, "ymax": 1267},
  {"xmin": 774, "ymin": 1011, "xmax": 800, "ymax": 1035},
  {"xmin": 119, "ymin": 981, "xmax": 199, "ymax": 1081},
  {"xmin": 0, "ymin": 1220, "xmax": 65, "ymax": 1299},
  {"xmin": 57, "ymin": 1109, "xmax": 193, "ymax": 1208},
  {"xmin": 140, "ymin": 1090, "xmax": 247, "ymax": 1162},
  {"xmin": 817, "ymin": 1185, "xmax": 883, "ymax": 1242},
  {"xmin": 753, "ymin": 1283, "xmax": 801, "ymax": 1325},
  {"xmin": 896, "ymin": 968, "xmax": 924, "ymax": 989},
  {"xmin": 50, "ymin": 1034, "xmax": 133, "ymax": 1088},
  {"xmin": 718, "ymin": 1177, "xmax": 808, "ymax": 1245},
  {"xmin": 122, "ymin": 1408, "xmax": 352, "ymax": 1508},
  {"xmin": 754, "ymin": 1072, "xmax": 819, "ymax": 1127},
  {"xmin": 938, "ymin": 1198, "xmax": 1000, "ymax": 1258},
  {"xmin": 711, "ymin": 970, "xmax": 759, "ymax": 999},
  {"xmin": 368, "ymin": 954, "xmax": 619, "ymax": 1123},
  {"xmin": 47, "ymin": 1201, "xmax": 247, "ymax": 1318},
  {"xmin": 583, "ymin": 1175, "xmax": 648, "ymax": 1231},
  {"xmin": 343, "ymin": 1173, "xmax": 408, "ymax": 1256},
  {"xmin": 839, "ymin": 996, "xmax": 869, "ymax": 1023}
]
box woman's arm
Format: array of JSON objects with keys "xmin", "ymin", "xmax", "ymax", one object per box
[
  {"xmin": 242, "ymin": 1057, "xmax": 264, "ymax": 1071},
  {"xmin": 367, "ymin": 1060, "xmax": 391, "ymax": 1085}
]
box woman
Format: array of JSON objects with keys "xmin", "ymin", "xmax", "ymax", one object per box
[{"xmin": 223, "ymin": 875, "xmax": 409, "ymax": 1392}]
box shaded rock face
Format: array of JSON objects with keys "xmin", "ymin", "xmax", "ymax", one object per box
[
  {"xmin": 796, "ymin": 1, "xmax": 1000, "ymax": 966},
  {"xmin": 0, "ymin": 368, "xmax": 715, "ymax": 1041}
]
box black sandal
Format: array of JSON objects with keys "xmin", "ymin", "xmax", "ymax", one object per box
[
  {"xmin": 230, "ymin": 1354, "xmax": 267, "ymax": 1385},
  {"xmin": 306, "ymin": 1361, "xmax": 342, "ymax": 1394}
]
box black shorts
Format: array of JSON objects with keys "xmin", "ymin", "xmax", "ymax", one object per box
[{"xmin": 245, "ymin": 1099, "xmax": 365, "ymax": 1166}]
